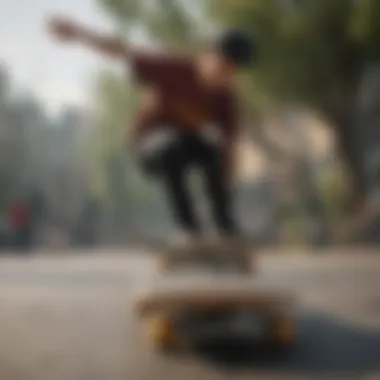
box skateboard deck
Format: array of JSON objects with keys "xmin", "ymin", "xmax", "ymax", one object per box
[
  {"xmin": 136, "ymin": 287, "xmax": 293, "ymax": 314},
  {"xmin": 158, "ymin": 239, "xmax": 254, "ymax": 274},
  {"xmin": 135, "ymin": 284, "xmax": 296, "ymax": 353}
]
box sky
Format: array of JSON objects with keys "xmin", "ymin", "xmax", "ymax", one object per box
[{"xmin": 0, "ymin": 0, "xmax": 121, "ymax": 114}]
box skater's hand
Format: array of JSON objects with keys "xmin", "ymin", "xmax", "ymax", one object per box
[{"xmin": 47, "ymin": 17, "xmax": 83, "ymax": 43}]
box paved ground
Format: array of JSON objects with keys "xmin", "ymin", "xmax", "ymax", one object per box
[{"xmin": 0, "ymin": 249, "xmax": 379, "ymax": 380}]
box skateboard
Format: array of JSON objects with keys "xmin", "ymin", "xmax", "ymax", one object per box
[
  {"xmin": 157, "ymin": 239, "xmax": 254, "ymax": 274},
  {"xmin": 134, "ymin": 285, "xmax": 296, "ymax": 353}
]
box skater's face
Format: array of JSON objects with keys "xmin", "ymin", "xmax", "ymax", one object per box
[{"xmin": 198, "ymin": 45, "xmax": 235, "ymax": 87}]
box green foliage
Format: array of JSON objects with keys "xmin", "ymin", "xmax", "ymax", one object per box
[
  {"xmin": 208, "ymin": 0, "xmax": 380, "ymax": 114},
  {"xmin": 94, "ymin": 0, "xmax": 380, "ymax": 119},
  {"xmin": 318, "ymin": 165, "xmax": 347, "ymax": 217},
  {"xmin": 94, "ymin": 70, "xmax": 139, "ymax": 144},
  {"xmin": 90, "ymin": 70, "xmax": 152, "ymax": 209},
  {"xmin": 100, "ymin": 0, "xmax": 143, "ymax": 32},
  {"xmin": 98, "ymin": 0, "xmax": 201, "ymax": 48}
]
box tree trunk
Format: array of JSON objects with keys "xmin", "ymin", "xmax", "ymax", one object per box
[{"xmin": 329, "ymin": 103, "xmax": 370, "ymax": 214}]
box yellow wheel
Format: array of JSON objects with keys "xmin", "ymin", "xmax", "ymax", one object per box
[
  {"xmin": 272, "ymin": 313, "xmax": 295, "ymax": 346},
  {"xmin": 148, "ymin": 314, "xmax": 178, "ymax": 352}
]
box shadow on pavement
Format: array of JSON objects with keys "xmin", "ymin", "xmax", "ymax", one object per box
[{"xmin": 194, "ymin": 310, "xmax": 380, "ymax": 375}]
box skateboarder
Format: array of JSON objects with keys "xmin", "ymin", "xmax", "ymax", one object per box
[{"xmin": 48, "ymin": 17, "xmax": 255, "ymax": 243}]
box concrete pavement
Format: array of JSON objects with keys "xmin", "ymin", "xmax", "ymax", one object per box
[{"xmin": 0, "ymin": 249, "xmax": 379, "ymax": 380}]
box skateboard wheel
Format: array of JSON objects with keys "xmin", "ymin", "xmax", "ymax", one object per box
[
  {"xmin": 273, "ymin": 313, "xmax": 295, "ymax": 346},
  {"xmin": 148, "ymin": 314, "xmax": 178, "ymax": 352}
]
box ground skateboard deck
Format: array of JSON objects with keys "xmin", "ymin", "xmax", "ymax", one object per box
[
  {"xmin": 157, "ymin": 239, "xmax": 254, "ymax": 274},
  {"xmin": 135, "ymin": 285, "xmax": 296, "ymax": 353}
]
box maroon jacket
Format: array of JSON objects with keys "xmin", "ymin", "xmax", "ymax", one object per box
[{"xmin": 129, "ymin": 51, "xmax": 239, "ymax": 142}]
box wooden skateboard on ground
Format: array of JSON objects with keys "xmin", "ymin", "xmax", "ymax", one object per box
[
  {"xmin": 134, "ymin": 285, "xmax": 296, "ymax": 353},
  {"xmin": 134, "ymin": 238, "xmax": 296, "ymax": 354},
  {"xmin": 157, "ymin": 239, "xmax": 254, "ymax": 274}
]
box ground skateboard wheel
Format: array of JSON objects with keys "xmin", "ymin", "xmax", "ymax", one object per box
[
  {"xmin": 136, "ymin": 287, "xmax": 296, "ymax": 355},
  {"xmin": 271, "ymin": 312, "xmax": 296, "ymax": 347},
  {"xmin": 147, "ymin": 313, "xmax": 179, "ymax": 352}
]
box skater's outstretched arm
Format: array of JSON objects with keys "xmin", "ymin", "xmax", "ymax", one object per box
[
  {"xmin": 47, "ymin": 16, "xmax": 189, "ymax": 84},
  {"xmin": 47, "ymin": 17, "xmax": 131, "ymax": 59}
]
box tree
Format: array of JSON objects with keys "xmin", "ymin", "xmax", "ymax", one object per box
[
  {"xmin": 99, "ymin": 0, "xmax": 380, "ymax": 216},
  {"xmin": 99, "ymin": 0, "xmax": 204, "ymax": 48},
  {"xmin": 90, "ymin": 69, "xmax": 157, "ymax": 230},
  {"xmin": 208, "ymin": 0, "xmax": 380, "ymax": 208}
]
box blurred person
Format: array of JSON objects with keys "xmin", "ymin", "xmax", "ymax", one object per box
[
  {"xmin": 8, "ymin": 199, "xmax": 32, "ymax": 251},
  {"xmin": 48, "ymin": 17, "xmax": 255, "ymax": 244},
  {"xmin": 0, "ymin": 213, "xmax": 11, "ymax": 249}
]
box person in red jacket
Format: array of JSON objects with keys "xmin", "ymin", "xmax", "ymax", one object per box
[
  {"xmin": 48, "ymin": 17, "xmax": 255, "ymax": 243},
  {"xmin": 9, "ymin": 201, "xmax": 32, "ymax": 249}
]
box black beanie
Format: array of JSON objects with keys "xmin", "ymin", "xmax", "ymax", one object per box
[{"xmin": 217, "ymin": 28, "xmax": 256, "ymax": 67}]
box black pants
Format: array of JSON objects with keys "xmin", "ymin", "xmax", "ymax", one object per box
[{"xmin": 139, "ymin": 131, "xmax": 238, "ymax": 236}]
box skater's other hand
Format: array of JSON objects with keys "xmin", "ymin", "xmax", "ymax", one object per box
[{"xmin": 47, "ymin": 17, "xmax": 82, "ymax": 42}]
